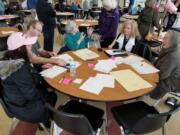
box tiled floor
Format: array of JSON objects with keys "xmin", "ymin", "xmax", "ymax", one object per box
[{"xmin": 1, "ymin": 27, "xmax": 180, "ymax": 135}]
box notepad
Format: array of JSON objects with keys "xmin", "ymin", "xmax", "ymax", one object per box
[
  {"xmin": 40, "ymin": 66, "xmax": 67, "ymax": 78},
  {"xmin": 110, "ymin": 69, "xmax": 152, "ymax": 92},
  {"xmin": 73, "ymin": 49, "xmax": 99, "ymax": 60},
  {"xmin": 52, "ymin": 54, "xmax": 74, "ymax": 63},
  {"xmin": 131, "ymin": 62, "xmax": 159, "ymax": 74}
]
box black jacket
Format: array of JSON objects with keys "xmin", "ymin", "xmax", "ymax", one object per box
[
  {"xmin": 36, "ymin": 0, "xmax": 56, "ymax": 26},
  {"xmin": 1, "ymin": 63, "xmax": 49, "ymax": 123}
]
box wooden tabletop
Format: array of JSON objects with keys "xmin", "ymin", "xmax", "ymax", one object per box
[
  {"xmin": 61, "ymin": 19, "xmax": 99, "ymax": 27},
  {"xmin": 0, "ymin": 15, "xmax": 19, "ymax": 21},
  {"xmin": 44, "ymin": 48, "xmax": 159, "ymax": 102},
  {"xmin": 0, "ymin": 27, "xmax": 18, "ymax": 38},
  {"xmin": 91, "ymin": 10, "xmax": 101, "ymax": 13},
  {"xmin": 56, "ymin": 12, "xmax": 75, "ymax": 16}
]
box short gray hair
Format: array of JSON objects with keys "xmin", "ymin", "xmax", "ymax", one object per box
[
  {"xmin": 65, "ymin": 21, "xmax": 76, "ymax": 33},
  {"xmin": 102, "ymin": 0, "xmax": 118, "ymax": 9},
  {"xmin": 168, "ymin": 30, "xmax": 180, "ymax": 49}
]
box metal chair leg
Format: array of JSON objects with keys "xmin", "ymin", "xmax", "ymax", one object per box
[{"xmin": 162, "ymin": 125, "xmax": 166, "ymax": 135}]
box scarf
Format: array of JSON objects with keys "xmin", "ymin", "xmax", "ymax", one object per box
[{"xmin": 116, "ymin": 34, "xmax": 135, "ymax": 52}]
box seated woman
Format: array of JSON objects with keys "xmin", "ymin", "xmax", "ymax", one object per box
[
  {"xmin": 0, "ymin": 32, "xmax": 57, "ymax": 124},
  {"xmin": 108, "ymin": 20, "xmax": 141, "ymax": 52},
  {"xmin": 150, "ymin": 30, "xmax": 180, "ymax": 100},
  {"xmin": 58, "ymin": 21, "xmax": 93, "ymax": 54}
]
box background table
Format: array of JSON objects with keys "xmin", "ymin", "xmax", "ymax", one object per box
[
  {"xmin": 0, "ymin": 15, "xmax": 19, "ymax": 21},
  {"xmin": 45, "ymin": 48, "xmax": 159, "ymax": 102},
  {"xmin": 0, "ymin": 27, "xmax": 18, "ymax": 38},
  {"xmin": 61, "ymin": 19, "xmax": 98, "ymax": 27}
]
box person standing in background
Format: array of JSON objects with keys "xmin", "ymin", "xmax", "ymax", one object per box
[
  {"xmin": 36, "ymin": 0, "xmax": 56, "ymax": 52},
  {"xmin": 99, "ymin": 0, "xmax": 120, "ymax": 48},
  {"xmin": 137, "ymin": 0, "xmax": 162, "ymax": 39},
  {"xmin": 27, "ymin": 0, "xmax": 37, "ymax": 9},
  {"xmin": 83, "ymin": 0, "xmax": 92, "ymax": 19},
  {"xmin": 0, "ymin": 0, "xmax": 5, "ymax": 15},
  {"xmin": 128, "ymin": 0, "xmax": 135, "ymax": 14}
]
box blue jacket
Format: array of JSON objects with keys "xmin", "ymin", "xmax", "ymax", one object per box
[{"xmin": 27, "ymin": 0, "xmax": 37, "ymax": 9}]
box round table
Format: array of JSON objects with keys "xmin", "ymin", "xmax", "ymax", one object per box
[
  {"xmin": 0, "ymin": 27, "xmax": 18, "ymax": 38},
  {"xmin": 0, "ymin": 15, "xmax": 19, "ymax": 21},
  {"xmin": 44, "ymin": 48, "xmax": 159, "ymax": 102},
  {"xmin": 61, "ymin": 19, "xmax": 98, "ymax": 27}
]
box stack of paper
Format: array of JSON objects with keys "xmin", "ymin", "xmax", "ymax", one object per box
[
  {"xmin": 40, "ymin": 66, "xmax": 67, "ymax": 78},
  {"xmin": 94, "ymin": 59, "xmax": 117, "ymax": 73},
  {"xmin": 73, "ymin": 49, "xmax": 99, "ymax": 60},
  {"xmin": 110, "ymin": 69, "xmax": 152, "ymax": 92},
  {"xmin": 131, "ymin": 62, "xmax": 159, "ymax": 74},
  {"xmin": 123, "ymin": 55, "xmax": 143, "ymax": 65},
  {"xmin": 80, "ymin": 74, "xmax": 115, "ymax": 95},
  {"xmin": 53, "ymin": 54, "xmax": 74, "ymax": 63}
]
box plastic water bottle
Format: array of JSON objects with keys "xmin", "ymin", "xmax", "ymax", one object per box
[{"xmin": 70, "ymin": 63, "xmax": 76, "ymax": 77}]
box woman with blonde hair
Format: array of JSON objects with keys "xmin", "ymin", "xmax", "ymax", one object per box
[{"xmin": 108, "ymin": 20, "xmax": 141, "ymax": 52}]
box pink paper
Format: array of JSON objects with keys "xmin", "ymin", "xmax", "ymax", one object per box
[
  {"xmin": 88, "ymin": 63, "xmax": 94, "ymax": 68},
  {"xmin": 63, "ymin": 78, "xmax": 71, "ymax": 84},
  {"xmin": 111, "ymin": 56, "xmax": 116, "ymax": 60}
]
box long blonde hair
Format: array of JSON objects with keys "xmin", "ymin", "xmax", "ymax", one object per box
[{"xmin": 120, "ymin": 20, "xmax": 141, "ymax": 40}]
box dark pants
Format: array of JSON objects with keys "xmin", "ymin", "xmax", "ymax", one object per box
[
  {"xmin": 83, "ymin": 10, "xmax": 90, "ymax": 19},
  {"xmin": 100, "ymin": 37, "xmax": 115, "ymax": 48},
  {"xmin": 43, "ymin": 25, "xmax": 55, "ymax": 51}
]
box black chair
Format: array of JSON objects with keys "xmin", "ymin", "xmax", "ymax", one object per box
[
  {"xmin": 132, "ymin": 41, "xmax": 154, "ymax": 62},
  {"xmin": 0, "ymin": 80, "xmax": 14, "ymax": 118},
  {"xmin": 46, "ymin": 100, "xmax": 104, "ymax": 135},
  {"xmin": 111, "ymin": 101, "xmax": 180, "ymax": 135}
]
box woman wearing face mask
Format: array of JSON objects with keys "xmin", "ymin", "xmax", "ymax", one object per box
[
  {"xmin": 108, "ymin": 20, "xmax": 141, "ymax": 52},
  {"xmin": 60, "ymin": 21, "xmax": 93, "ymax": 52},
  {"xmin": 99, "ymin": 0, "xmax": 120, "ymax": 48}
]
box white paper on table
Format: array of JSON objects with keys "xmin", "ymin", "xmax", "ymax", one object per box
[
  {"xmin": 1, "ymin": 31, "xmax": 15, "ymax": 35},
  {"xmin": 80, "ymin": 77, "xmax": 104, "ymax": 95},
  {"xmin": 113, "ymin": 57, "xmax": 125, "ymax": 65},
  {"xmin": 73, "ymin": 49, "xmax": 99, "ymax": 60},
  {"xmin": 40, "ymin": 66, "xmax": 67, "ymax": 78},
  {"xmin": 123, "ymin": 55, "xmax": 144, "ymax": 65},
  {"xmin": 73, "ymin": 78, "xmax": 83, "ymax": 84},
  {"xmin": 94, "ymin": 59, "xmax": 117, "ymax": 73},
  {"xmin": 131, "ymin": 62, "xmax": 159, "ymax": 74},
  {"xmin": 95, "ymin": 73, "xmax": 115, "ymax": 88},
  {"xmin": 52, "ymin": 54, "xmax": 74, "ymax": 63},
  {"xmin": 68, "ymin": 61, "xmax": 81, "ymax": 68}
]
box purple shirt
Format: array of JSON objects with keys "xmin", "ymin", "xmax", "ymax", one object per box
[{"xmin": 99, "ymin": 8, "xmax": 120, "ymax": 40}]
